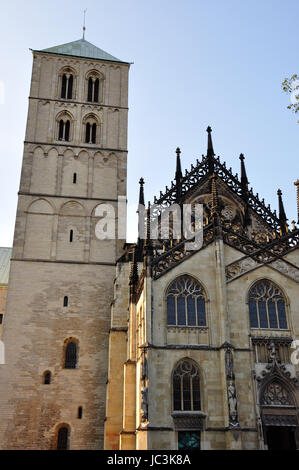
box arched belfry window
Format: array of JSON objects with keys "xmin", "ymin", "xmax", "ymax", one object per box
[
  {"xmin": 86, "ymin": 71, "xmax": 102, "ymax": 103},
  {"xmin": 173, "ymin": 360, "xmax": 201, "ymax": 411},
  {"xmin": 83, "ymin": 115, "xmax": 99, "ymax": 144},
  {"xmin": 64, "ymin": 340, "xmax": 78, "ymax": 369},
  {"xmin": 56, "ymin": 426, "xmax": 70, "ymax": 450},
  {"xmin": 60, "ymin": 67, "xmax": 75, "ymax": 100},
  {"xmin": 248, "ymin": 280, "xmax": 288, "ymax": 329},
  {"xmin": 57, "ymin": 112, "xmax": 72, "ymax": 142},
  {"xmin": 166, "ymin": 276, "xmax": 207, "ymax": 327}
]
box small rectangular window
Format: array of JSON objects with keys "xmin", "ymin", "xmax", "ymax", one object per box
[
  {"xmin": 178, "ymin": 431, "xmax": 201, "ymax": 450},
  {"xmin": 0, "ymin": 314, "xmax": 3, "ymax": 324}
]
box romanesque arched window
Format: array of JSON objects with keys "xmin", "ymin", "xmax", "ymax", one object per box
[
  {"xmin": 43, "ymin": 371, "xmax": 51, "ymax": 385},
  {"xmin": 86, "ymin": 71, "xmax": 103, "ymax": 103},
  {"xmin": 56, "ymin": 426, "xmax": 70, "ymax": 450},
  {"xmin": 56, "ymin": 112, "xmax": 72, "ymax": 142},
  {"xmin": 83, "ymin": 114, "xmax": 99, "ymax": 144},
  {"xmin": 248, "ymin": 280, "xmax": 288, "ymax": 329},
  {"xmin": 61, "ymin": 74, "xmax": 73, "ymax": 99},
  {"xmin": 64, "ymin": 340, "xmax": 78, "ymax": 369},
  {"xmin": 173, "ymin": 360, "xmax": 201, "ymax": 411},
  {"xmin": 59, "ymin": 67, "xmax": 75, "ymax": 100},
  {"xmin": 166, "ymin": 276, "xmax": 207, "ymax": 327}
]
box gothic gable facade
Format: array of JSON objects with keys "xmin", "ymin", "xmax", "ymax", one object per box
[{"xmin": 105, "ymin": 128, "xmax": 299, "ymax": 450}]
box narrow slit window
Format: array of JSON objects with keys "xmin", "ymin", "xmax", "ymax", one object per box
[
  {"xmin": 64, "ymin": 296, "xmax": 68, "ymax": 307},
  {"xmin": 43, "ymin": 371, "xmax": 51, "ymax": 385},
  {"xmin": 67, "ymin": 75, "xmax": 73, "ymax": 99},
  {"xmin": 58, "ymin": 120, "xmax": 64, "ymax": 140},
  {"xmin": 73, "ymin": 173, "xmax": 77, "ymax": 184},
  {"xmin": 94, "ymin": 78, "xmax": 99, "ymax": 102},
  {"xmin": 69, "ymin": 230, "xmax": 73, "ymax": 243},
  {"xmin": 85, "ymin": 122, "xmax": 91, "ymax": 143},
  {"xmin": 78, "ymin": 407, "xmax": 83, "ymax": 419},
  {"xmin": 61, "ymin": 74, "xmax": 67, "ymax": 99},
  {"xmin": 64, "ymin": 120, "xmax": 70, "ymax": 142},
  {"xmin": 91, "ymin": 123, "xmax": 97, "ymax": 144},
  {"xmin": 87, "ymin": 77, "xmax": 93, "ymax": 102}
]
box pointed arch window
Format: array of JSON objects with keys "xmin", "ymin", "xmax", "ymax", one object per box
[
  {"xmin": 166, "ymin": 276, "xmax": 207, "ymax": 327},
  {"xmin": 64, "ymin": 341, "xmax": 78, "ymax": 369},
  {"xmin": 248, "ymin": 280, "xmax": 288, "ymax": 330},
  {"xmin": 173, "ymin": 360, "xmax": 201, "ymax": 411}
]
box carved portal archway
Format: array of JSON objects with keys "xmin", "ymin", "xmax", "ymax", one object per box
[{"xmin": 257, "ymin": 360, "xmax": 298, "ymax": 449}]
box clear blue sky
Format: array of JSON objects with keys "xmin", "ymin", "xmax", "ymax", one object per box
[{"xmin": 0, "ymin": 0, "xmax": 298, "ymax": 245}]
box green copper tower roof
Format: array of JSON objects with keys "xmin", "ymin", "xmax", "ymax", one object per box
[{"xmin": 33, "ymin": 38, "xmax": 129, "ymax": 64}]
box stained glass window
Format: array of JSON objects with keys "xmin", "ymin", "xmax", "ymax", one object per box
[
  {"xmin": 173, "ymin": 360, "xmax": 201, "ymax": 411},
  {"xmin": 166, "ymin": 276, "xmax": 207, "ymax": 327},
  {"xmin": 248, "ymin": 280, "xmax": 288, "ymax": 330}
]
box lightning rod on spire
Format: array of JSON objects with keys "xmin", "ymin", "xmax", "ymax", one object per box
[{"xmin": 83, "ymin": 9, "xmax": 87, "ymax": 40}]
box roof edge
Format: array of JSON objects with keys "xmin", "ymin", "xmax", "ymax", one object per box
[{"xmin": 30, "ymin": 48, "xmax": 132, "ymax": 65}]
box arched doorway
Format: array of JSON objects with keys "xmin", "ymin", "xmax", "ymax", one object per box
[{"xmin": 260, "ymin": 378, "xmax": 298, "ymax": 450}]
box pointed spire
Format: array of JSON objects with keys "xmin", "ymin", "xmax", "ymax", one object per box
[
  {"xmin": 206, "ymin": 126, "xmax": 215, "ymax": 174},
  {"xmin": 137, "ymin": 178, "xmax": 145, "ymax": 260},
  {"xmin": 143, "ymin": 202, "xmax": 153, "ymax": 259},
  {"xmin": 129, "ymin": 244, "xmax": 139, "ymax": 300},
  {"xmin": 294, "ymin": 180, "xmax": 299, "ymax": 224},
  {"xmin": 239, "ymin": 154, "xmax": 250, "ymax": 226},
  {"xmin": 175, "ymin": 147, "xmax": 182, "ymax": 181},
  {"xmin": 138, "ymin": 177, "xmax": 145, "ymax": 207},
  {"xmin": 175, "ymin": 147, "xmax": 183, "ymax": 201},
  {"xmin": 277, "ymin": 189, "xmax": 288, "ymax": 235},
  {"xmin": 239, "ymin": 154, "xmax": 249, "ymax": 189}
]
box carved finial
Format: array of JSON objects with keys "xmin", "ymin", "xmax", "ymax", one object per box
[
  {"xmin": 239, "ymin": 154, "xmax": 250, "ymax": 226},
  {"xmin": 138, "ymin": 177, "xmax": 145, "ymax": 207},
  {"xmin": 277, "ymin": 189, "xmax": 288, "ymax": 235},
  {"xmin": 294, "ymin": 180, "xmax": 299, "ymax": 224},
  {"xmin": 129, "ymin": 244, "xmax": 139, "ymax": 299},
  {"xmin": 206, "ymin": 126, "xmax": 215, "ymax": 174},
  {"xmin": 175, "ymin": 147, "xmax": 183, "ymax": 201},
  {"xmin": 143, "ymin": 202, "xmax": 153, "ymax": 260}
]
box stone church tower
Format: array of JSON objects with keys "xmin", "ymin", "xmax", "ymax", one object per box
[{"xmin": 0, "ymin": 38, "xmax": 130, "ymax": 449}]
